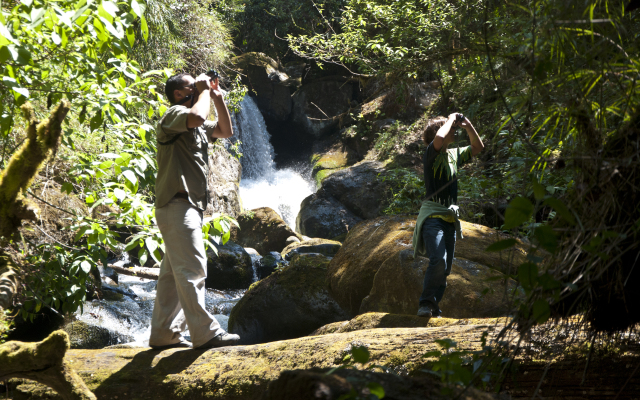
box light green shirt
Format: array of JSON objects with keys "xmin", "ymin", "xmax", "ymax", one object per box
[{"xmin": 155, "ymin": 105, "xmax": 218, "ymax": 210}]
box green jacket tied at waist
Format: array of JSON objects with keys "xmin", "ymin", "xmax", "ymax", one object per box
[{"xmin": 412, "ymin": 200, "xmax": 463, "ymax": 258}]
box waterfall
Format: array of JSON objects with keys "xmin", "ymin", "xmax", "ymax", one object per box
[{"xmin": 231, "ymin": 95, "xmax": 315, "ymax": 229}]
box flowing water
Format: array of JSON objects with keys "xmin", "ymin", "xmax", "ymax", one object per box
[
  {"xmin": 231, "ymin": 95, "xmax": 315, "ymax": 228},
  {"xmin": 72, "ymin": 95, "xmax": 315, "ymax": 347}
]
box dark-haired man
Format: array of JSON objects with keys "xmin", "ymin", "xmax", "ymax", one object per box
[
  {"xmin": 412, "ymin": 113, "xmax": 484, "ymax": 320},
  {"xmin": 149, "ymin": 73, "xmax": 238, "ymax": 349}
]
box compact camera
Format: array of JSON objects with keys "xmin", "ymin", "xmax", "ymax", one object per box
[{"xmin": 455, "ymin": 113, "xmax": 465, "ymax": 123}]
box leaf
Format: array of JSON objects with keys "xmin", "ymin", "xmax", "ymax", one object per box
[
  {"xmin": 113, "ymin": 188, "xmax": 126, "ymax": 201},
  {"xmin": 504, "ymin": 196, "xmax": 533, "ymax": 229},
  {"xmin": 126, "ymin": 25, "xmax": 135, "ymax": 46},
  {"xmin": 543, "ymin": 197, "xmax": 576, "ymax": 225},
  {"xmin": 51, "ymin": 30, "xmax": 61, "ymax": 45},
  {"xmin": 122, "ymin": 169, "xmax": 137, "ymax": 187},
  {"xmin": 131, "ymin": 0, "xmax": 143, "ymax": 17},
  {"xmin": 366, "ymin": 382, "xmax": 385, "ymax": 399},
  {"xmin": 145, "ymin": 236, "xmax": 158, "ymax": 255},
  {"xmin": 351, "ymin": 346, "xmax": 370, "ymax": 364},
  {"xmin": 532, "ymin": 299, "xmax": 550, "ymax": 324},
  {"xmin": 124, "ymin": 239, "xmax": 141, "ymax": 252},
  {"xmin": 532, "ymin": 181, "xmax": 545, "ymax": 201},
  {"xmin": 517, "ymin": 262, "xmax": 538, "ymax": 291},
  {"xmin": 61, "ymin": 182, "xmax": 74, "ymax": 194},
  {"xmin": 80, "ymin": 260, "xmax": 92, "ymax": 274},
  {"xmin": 534, "ymin": 225, "xmax": 557, "ymax": 253},
  {"xmin": 485, "ymin": 238, "xmax": 517, "ymax": 252},
  {"xmin": 140, "ymin": 15, "xmax": 148, "ymax": 41}
]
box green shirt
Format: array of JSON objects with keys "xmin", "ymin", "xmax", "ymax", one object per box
[{"xmin": 155, "ymin": 105, "xmax": 218, "ymax": 210}]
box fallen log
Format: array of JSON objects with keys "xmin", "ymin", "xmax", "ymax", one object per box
[
  {"xmin": 1, "ymin": 330, "xmax": 95, "ymax": 400},
  {"xmin": 108, "ymin": 264, "xmax": 159, "ymax": 280}
]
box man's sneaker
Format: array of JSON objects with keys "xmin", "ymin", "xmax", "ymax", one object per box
[
  {"xmin": 197, "ymin": 331, "xmax": 240, "ymax": 349},
  {"xmin": 150, "ymin": 337, "xmax": 192, "ymax": 350},
  {"xmin": 417, "ymin": 306, "xmax": 433, "ymax": 318}
]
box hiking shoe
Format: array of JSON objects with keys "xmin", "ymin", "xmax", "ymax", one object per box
[
  {"xmin": 197, "ymin": 331, "xmax": 240, "ymax": 349},
  {"xmin": 150, "ymin": 337, "xmax": 192, "ymax": 350},
  {"xmin": 417, "ymin": 306, "xmax": 433, "ymax": 318}
]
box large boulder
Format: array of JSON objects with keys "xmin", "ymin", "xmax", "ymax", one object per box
[
  {"xmin": 228, "ymin": 253, "xmax": 349, "ymax": 344},
  {"xmin": 230, "ymin": 207, "xmax": 302, "ymax": 255},
  {"xmin": 206, "ymin": 142, "xmax": 243, "ymax": 217},
  {"xmin": 291, "ymin": 79, "xmax": 355, "ymax": 138},
  {"xmin": 205, "ymin": 240, "xmax": 254, "ymax": 290},
  {"xmin": 281, "ymin": 238, "xmax": 343, "ymax": 260},
  {"xmin": 327, "ymin": 215, "xmax": 529, "ymax": 316},
  {"xmin": 230, "ymin": 52, "xmax": 293, "ymax": 121},
  {"xmin": 296, "ymin": 194, "xmax": 362, "ymax": 239},
  {"xmin": 359, "ymin": 250, "xmax": 521, "ymax": 318}
]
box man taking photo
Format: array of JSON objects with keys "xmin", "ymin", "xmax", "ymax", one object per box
[
  {"xmin": 413, "ymin": 113, "xmax": 484, "ymax": 320},
  {"xmin": 148, "ymin": 72, "xmax": 239, "ymax": 349}
]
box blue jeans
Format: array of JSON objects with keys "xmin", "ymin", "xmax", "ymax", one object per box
[{"xmin": 419, "ymin": 218, "xmax": 456, "ymax": 315}]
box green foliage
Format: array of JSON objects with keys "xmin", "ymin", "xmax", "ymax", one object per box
[
  {"xmin": 216, "ymin": 0, "xmax": 345, "ymax": 59},
  {"xmin": 327, "ymin": 344, "xmax": 386, "ymax": 400},
  {"xmin": 381, "ymin": 168, "xmax": 423, "ymax": 215},
  {"xmin": 422, "ymin": 334, "xmax": 503, "ymax": 395}
]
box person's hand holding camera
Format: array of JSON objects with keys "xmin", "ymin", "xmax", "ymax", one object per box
[{"xmin": 194, "ymin": 73, "xmax": 211, "ymax": 95}]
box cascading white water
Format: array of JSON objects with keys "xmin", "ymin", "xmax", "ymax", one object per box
[{"xmin": 231, "ymin": 95, "xmax": 315, "ymax": 228}]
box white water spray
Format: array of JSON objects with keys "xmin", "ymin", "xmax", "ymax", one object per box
[{"xmin": 231, "ymin": 96, "xmax": 315, "ymax": 229}]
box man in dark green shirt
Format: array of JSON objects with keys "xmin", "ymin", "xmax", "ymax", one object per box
[{"xmin": 414, "ymin": 113, "xmax": 484, "ymax": 319}]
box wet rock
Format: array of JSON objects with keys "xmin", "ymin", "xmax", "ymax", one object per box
[
  {"xmin": 310, "ymin": 312, "xmax": 433, "ymax": 336},
  {"xmin": 327, "ymin": 215, "xmax": 527, "ymax": 316},
  {"xmin": 296, "ymin": 194, "xmax": 362, "ymax": 239},
  {"xmin": 320, "ymin": 160, "xmax": 392, "ymax": 220},
  {"xmin": 256, "ymin": 251, "xmax": 285, "ymax": 280},
  {"xmin": 281, "ymin": 238, "xmax": 342, "ymax": 260},
  {"xmin": 206, "ymin": 240, "xmax": 254, "ymax": 290},
  {"xmin": 228, "ymin": 253, "xmax": 349, "ymax": 344},
  {"xmin": 230, "ymin": 207, "xmax": 302, "ymax": 255},
  {"xmin": 63, "ymin": 320, "xmax": 134, "ymax": 349},
  {"xmin": 291, "ymin": 79, "xmax": 354, "ymax": 138},
  {"xmin": 359, "ymin": 250, "xmax": 520, "ymax": 318},
  {"xmin": 231, "ymin": 52, "xmax": 292, "ymax": 121},
  {"xmin": 206, "ymin": 143, "xmax": 243, "ymax": 217},
  {"xmin": 6, "ymin": 307, "xmax": 65, "ymax": 343}
]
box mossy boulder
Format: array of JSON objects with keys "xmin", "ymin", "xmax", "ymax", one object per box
[
  {"xmin": 327, "ymin": 215, "xmax": 528, "ymax": 316},
  {"xmin": 206, "ymin": 143, "xmax": 242, "ymax": 218},
  {"xmin": 281, "ymin": 238, "xmax": 342, "ymax": 260},
  {"xmin": 228, "ymin": 253, "xmax": 349, "ymax": 344},
  {"xmin": 359, "ymin": 250, "xmax": 521, "ymax": 318},
  {"xmin": 206, "ymin": 240, "xmax": 254, "ymax": 290},
  {"xmin": 62, "ymin": 321, "xmax": 134, "ymax": 349},
  {"xmin": 230, "ymin": 207, "xmax": 302, "ymax": 255},
  {"xmin": 327, "ymin": 215, "xmax": 415, "ymax": 316}
]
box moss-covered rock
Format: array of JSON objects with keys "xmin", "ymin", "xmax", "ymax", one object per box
[
  {"xmin": 230, "ymin": 207, "xmax": 302, "ymax": 255},
  {"xmin": 359, "ymin": 250, "xmax": 521, "ymax": 318},
  {"xmin": 206, "ymin": 240, "xmax": 253, "ymax": 290},
  {"xmin": 327, "ymin": 215, "xmax": 529, "ymax": 316},
  {"xmin": 310, "ymin": 312, "xmax": 508, "ymax": 336},
  {"xmin": 228, "ymin": 253, "xmax": 349, "ymax": 344},
  {"xmin": 280, "ymin": 238, "xmax": 342, "ymax": 260},
  {"xmin": 14, "ymin": 323, "xmax": 504, "ymax": 400}
]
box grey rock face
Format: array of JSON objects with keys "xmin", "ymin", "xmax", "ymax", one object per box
[
  {"xmin": 281, "ymin": 238, "xmax": 343, "ymax": 261},
  {"xmin": 296, "ymin": 194, "xmax": 362, "ymax": 239},
  {"xmin": 205, "ymin": 240, "xmax": 254, "ymax": 290},
  {"xmin": 231, "ymin": 52, "xmax": 293, "ymax": 121},
  {"xmin": 291, "ymin": 80, "xmax": 354, "ymax": 138},
  {"xmin": 206, "ymin": 142, "xmax": 242, "ymax": 218},
  {"xmin": 64, "ymin": 320, "xmax": 134, "ymax": 349},
  {"xmin": 228, "ymin": 253, "xmax": 349, "ymax": 344}
]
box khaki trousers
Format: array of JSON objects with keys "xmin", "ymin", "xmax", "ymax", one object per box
[{"xmin": 149, "ymin": 198, "xmax": 222, "ymax": 348}]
